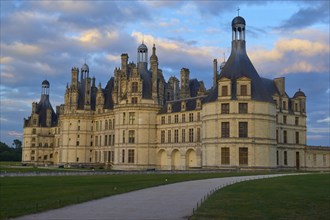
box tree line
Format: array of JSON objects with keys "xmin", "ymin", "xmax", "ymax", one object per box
[{"xmin": 0, "ymin": 139, "xmax": 22, "ymax": 161}]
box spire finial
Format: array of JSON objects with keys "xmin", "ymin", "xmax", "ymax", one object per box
[{"xmin": 237, "ymin": 7, "xmax": 240, "ymax": 16}]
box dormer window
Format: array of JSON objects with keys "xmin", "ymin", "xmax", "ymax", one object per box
[
  {"xmin": 240, "ymin": 85, "xmax": 247, "ymax": 96},
  {"xmin": 196, "ymin": 99, "xmax": 201, "ymax": 109},
  {"xmin": 167, "ymin": 104, "xmax": 172, "ymax": 113},
  {"xmin": 181, "ymin": 101, "xmax": 186, "ymax": 111},
  {"xmin": 221, "ymin": 86, "xmax": 228, "ymax": 96}
]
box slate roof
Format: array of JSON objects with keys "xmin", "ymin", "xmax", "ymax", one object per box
[
  {"xmin": 159, "ymin": 96, "xmax": 207, "ymax": 114},
  {"xmin": 212, "ymin": 40, "xmax": 273, "ymax": 103},
  {"xmin": 36, "ymin": 94, "xmax": 57, "ymax": 127},
  {"xmin": 104, "ymin": 77, "xmax": 114, "ymax": 109}
]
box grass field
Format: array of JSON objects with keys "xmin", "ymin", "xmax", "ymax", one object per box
[
  {"xmin": 0, "ymin": 171, "xmax": 273, "ymax": 219},
  {"xmin": 192, "ymin": 173, "xmax": 330, "ymax": 219}
]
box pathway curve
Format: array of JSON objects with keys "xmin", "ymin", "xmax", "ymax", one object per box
[{"xmin": 13, "ymin": 173, "xmax": 302, "ymax": 220}]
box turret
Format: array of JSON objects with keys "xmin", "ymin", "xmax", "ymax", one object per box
[
  {"xmin": 179, "ymin": 68, "xmax": 190, "ymax": 99},
  {"xmin": 71, "ymin": 67, "xmax": 79, "ymax": 90},
  {"xmin": 150, "ymin": 44, "xmax": 158, "ymax": 103},
  {"xmin": 121, "ymin": 54, "xmax": 129, "ymax": 76},
  {"xmin": 213, "ymin": 59, "xmax": 218, "ymax": 88},
  {"xmin": 137, "ymin": 42, "xmax": 148, "ymax": 70}
]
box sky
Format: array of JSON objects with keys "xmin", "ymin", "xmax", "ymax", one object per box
[{"xmin": 0, "ymin": 0, "xmax": 329, "ymax": 147}]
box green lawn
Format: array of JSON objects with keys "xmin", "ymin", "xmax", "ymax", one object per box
[
  {"xmin": 192, "ymin": 173, "xmax": 330, "ymax": 219},
  {"xmin": 0, "ymin": 171, "xmax": 272, "ymax": 219}
]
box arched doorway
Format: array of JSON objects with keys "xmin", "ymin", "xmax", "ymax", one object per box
[
  {"xmin": 157, "ymin": 150, "xmax": 167, "ymax": 170},
  {"xmin": 186, "ymin": 149, "xmax": 197, "ymax": 168},
  {"xmin": 171, "ymin": 150, "xmax": 181, "ymax": 170}
]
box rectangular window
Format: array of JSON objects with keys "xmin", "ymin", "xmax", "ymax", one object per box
[
  {"xmin": 168, "ymin": 130, "xmax": 171, "ymax": 143},
  {"xmin": 96, "ymin": 121, "xmax": 99, "ymax": 131},
  {"xmin": 161, "ymin": 130, "xmax": 165, "ymax": 144},
  {"xmin": 276, "ymin": 130, "xmax": 278, "ymax": 143},
  {"xmin": 276, "ymin": 151, "xmax": 279, "ymax": 165},
  {"xmin": 295, "ymin": 103, "xmax": 298, "ymax": 112},
  {"xmin": 283, "ymin": 115, "xmax": 287, "ymax": 124},
  {"xmin": 283, "ymin": 101, "xmax": 287, "ymax": 110},
  {"xmin": 168, "ymin": 115, "xmax": 171, "ymax": 124},
  {"xmin": 295, "ymin": 117, "xmax": 299, "ymax": 125},
  {"xmin": 197, "ymin": 128, "xmax": 201, "ymax": 142},
  {"xmin": 132, "ymin": 82, "xmax": 138, "ymax": 93},
  {"xmin": 129, "ymin": 130, "xmax": 135, "ymax": 144},
  {"xmin": 76, "ymin": 141, "xmax": 79, "ymax": 146},
  {"xmin": 239, "ymin": 103, "xmax": 248, "ymax": 114},
  {"xmin": 129, "ymin": 112, "xmax": 135, "ymax": 124},
  {"xmin": 174, "ymin": 115, "xmax": 179, "ymax": 123},
  {"xmin": 104, "ymin": 135, "xmax": 107, "ymax": 146},
  {"xmin": 95, "ymin": 136, "xmax": 98, "ymax": 146},
  {"xmin": 189, "ymin": 128, "xmax": 194, "ymax": 142},
  {"xmin": 182, "ymin": 129, "xmax": 186, "ymax": 143},
  {"xmin": 239, "ymin": 147, "xmax": 248, "ymax": 165},
  {"xmin": 284, "ymin": 151, "xmax": 288, "ymax": 165},
  {"xmin": 221, "ymin": 148, "xmax": 230, "ymax": 165},
  {"xmin": 221, "ymin": 103, "xmax": 229, "ymax": 114},
  {"xmin": 123, "ymin": 113, "xmax": 126, "ymax": 124},
  {"xmin": 32, "ymin": 128, "xmax": 36, "ymax": 134},
  {"xmin": 239, "ymin": 122, "xmax": 248, "ymax": 138},
  {"xmin": 128, "ymin": 149, "xmax": 134, "ymax": 163},
  {"xmin": 109, "ymin": 135, "xmax": 112, "ymax": 146},
  {"xmin": 122, "ymin": 130, "xmax": 126, "ymax": 143},
  {"xmin": 221, "ymin": 122, "xmax": 230, "ymax": 138},
  {"xmin": 222, "ymin": 85, "xmax": 228, "ymax": 96},
  {"xmin": 122, "ymin": 149, "xmax": 125, "ymax": 163},
  {"xmin": 78, "ymin": 126, "xmax": 80, "ymax": 131},
  {"xmin": 283, "ymin": 130, "xmax": 287, "ymax": 143},
  {"xmin": 189, "ymin": 113, "xmax": 194, "ymax": 122},
  {"xmin": 197, "ymin": 112, "xmax": 200, "ymax": 121},
  {"xmin": 174, "ymin": 129, "xmax": 179, "ymax": 143},
  {"xmin": 161, "ymin": 116, "xmax": 165, "ymax": 124},
  {"xmin": 182, "ymin": 114, "xmax": 186, "ymax": 123},
  {"xmin": 132, "ymin": 97, "xmax": 138, "ymax": 104},
  {"xmin": 240, "ymin": 85, "xmax": 247, "ymax": 96},
  {"xmin": 295, "ymin": 131, "xmax": 299, "ymax": 144}
]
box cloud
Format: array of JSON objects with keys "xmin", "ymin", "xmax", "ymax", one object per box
[
  {"xmin": 8, "ymin": 131, "xmax": 23, "ymax": 138},
  {"xmin": 308, "ymin": 127, "xmax": 330, "ymax": 134},
  {"xmin": 249, "ymin": 34, "xmax": 330, "ymax": 75},
  {"xmin": 278, "ymin": 1, "xmax": 330, "ymax": 30},
  {"xmin": 317, "ymin": 117, "xmax": 330, "ymax": 123}
]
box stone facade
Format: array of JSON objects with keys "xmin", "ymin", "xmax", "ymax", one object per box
[{"xmin": 22, "ymin": 16, "xmax": 330, "ymax": 171}]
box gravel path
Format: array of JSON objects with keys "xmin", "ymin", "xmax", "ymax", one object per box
[{"xmin": 13, "ymin": 173, "xmax": 301, "ymax": 220}]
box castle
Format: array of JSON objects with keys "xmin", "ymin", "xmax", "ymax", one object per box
[{"xmin": 22, "ymin": 15, "xmax": 330, "ymax": 170}]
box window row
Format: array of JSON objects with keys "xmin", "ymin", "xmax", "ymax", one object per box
[
  {"xmin": 220, "ymin": 147, "xmax": 248, "ymax": 165},
  {"xmin": 221, "ymin": 122, "xmax": 248, "ymax": 138},
  {"xmin": 121, "ymin": 149, "xmax": 135, "ymax": 163},
  {"xmin": 276, "ymin": 115, "xmax": 300, "ymax": 126},
  {"xmin": 221, "ymin": 84, "xmax": 249, "ymax": 97},
  {"xmin": 276, "ymin": 130, "xmax": 300, "ymax": 144},
  {"xmin": 221, "ymin": 103, "xmax": 248, "ymax": 114},
  {"xmin": 95, "ymin": 119, "xmax": 115, "ymax": 131},
  {"xmin": 122, "ymin": 112, "xmax": 136, "ymax": 124},
  {"xmin": 95, "ymin": 134, "xmax": 115, "ymax": 146},
  {"xmin": 122, "ymin": 130, "xmax": 136, "ymax": 144},
  {"xmin": 160, "ymin": 128, "xmax": 201, "ymax": 144},
  {"xmin": 161, "ymin": 112, "xmax": 201, "ymax": 124}
]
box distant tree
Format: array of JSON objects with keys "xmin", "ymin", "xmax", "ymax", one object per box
[
  {"xmin": 0, "ymin": 140, "xmax": 22, "ymax": 161},
  {"xmin": 12, "ymin": 139, "xmax": 22, "ymax": 149}
]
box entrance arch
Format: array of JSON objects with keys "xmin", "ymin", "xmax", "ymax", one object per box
[
  {"xmin": 157, "ymin": 150, "xmax": 167, "ymax": 170},
  {"xmin": 186, "ymin": 149, "xmax": 197, "ymax": 168},
  {"xmin": 171, "ymin": 150, "xmax": 181, "ymax": 170}
]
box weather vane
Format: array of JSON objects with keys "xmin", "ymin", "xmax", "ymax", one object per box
[{"xmin": 237, "ymin": 7, "xmax": 240, "ymax": 16}]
